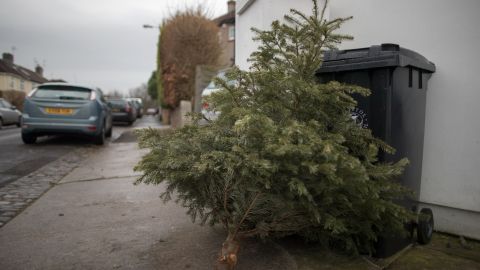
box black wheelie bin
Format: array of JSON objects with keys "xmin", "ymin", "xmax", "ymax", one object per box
[{"xmin": 316, "ymin": 43, "xmax": 436, "ymax": 258}]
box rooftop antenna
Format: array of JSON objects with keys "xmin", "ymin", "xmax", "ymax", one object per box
[{"xmin": 11, "ymin": 46, "xmax": 16, "ymax": 55}]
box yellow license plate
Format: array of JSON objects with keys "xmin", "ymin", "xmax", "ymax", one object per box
[
  {"xmin": 112, "ymin": 108, "xmax": 120, "ymax": 112},
  {"xmin": 45, "ymin": 108, "xmax": 74, "ymax": 115}
]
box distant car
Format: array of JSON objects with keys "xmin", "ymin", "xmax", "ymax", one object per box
[
  {"xmin": 0, "ymin": 98, "xmax": 22, "ymax": 129},
  {"xmin": 108, "ymin": 99, "xmax": 137, "ymax": 125},
  {"xmin": 146, "ymin": 108, "xmax": 158, "ymax": 115},
  {"xmin": 201, "ymin": 69, "xmax": 236, "ymax": 121},
  {"xmin": 22, "ymin": 83, "xmax": 113, "ymax": 145},
  {"xmin": 127, "ymin": 98, "xmax": 143, "ymax": 118}
]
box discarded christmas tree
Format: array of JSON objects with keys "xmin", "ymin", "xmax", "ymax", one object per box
[{"xmin": 135, "ymin": 0, "xmax": 412, "ymax": 268}]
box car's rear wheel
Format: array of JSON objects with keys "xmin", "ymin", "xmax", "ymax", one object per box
[
  {"xmin": 106, "ymin": 125, "xmax": 112, "ymax": 138},
  {"xmin": 94, "ymin": 126, "xmax": 105, "ymax": 145},
  {"xmin": 22, "ymin": 133, "xmax": 37, "ymax": 144},
  {"xmin": 0, "ymin": 118, "xmax": 3, "ymax": 130}
]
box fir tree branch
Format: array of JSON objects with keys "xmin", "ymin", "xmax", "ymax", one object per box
[{"xmin": 233, "ymin": 192, "xmax": 261, "ymax": 238}]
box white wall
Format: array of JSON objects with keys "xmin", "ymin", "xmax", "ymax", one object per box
[
  {"xmin": 236, "ymin": 0, "xmax": 480, "ymax": 239},
  {"xmin": 236, "ymin": 0, "xmax": 326, "ymax": 70},
  {"xmin": 331, "ymin": 0, "xmax": 480, "ymax": 239}
]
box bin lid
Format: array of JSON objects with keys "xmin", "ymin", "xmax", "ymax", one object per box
[{"xmin": 316, "ymin": 43, "xmax": 436, "ymax": 74}]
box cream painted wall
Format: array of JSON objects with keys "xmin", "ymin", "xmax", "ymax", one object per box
[
  {"xmin": 236, "ymin": 0, "xmax": 326, "ymax": 70},
  {"xmin": 0, "ymin": 73, "xmax": 37, "ymax": 94},
  {"xmin": 0, "ymin": 74, "xmax": 8, "ymax": 90}
]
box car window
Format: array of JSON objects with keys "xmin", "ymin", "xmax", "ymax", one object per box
[
  {"xmin": 108, "ymin": 100, "xmax": 127, "ymax": 109},
  {"xmin": 32, "ymin": 86, "xmax": 93, "ymax": 100},
  {"xmin": 0, "ymin": 101, "xmax": 4, "ymax": 108},
  {"xmin": 206, "ymin": 72, "xmax": 225, "ymax": 89},
  {"xmin": 132, "ymin": 101, "xmax": 140, "ymax": 108},
  {"xmin": 1, "ymin": 100, "xmax": 12, "ymax": 108},
  {"xmin": 206, "ymin": 71, "xmax": 237, "ymax": 89},
  {"xmin": 99, "ymin": 92, "xmax": 106, "ymax": 103},
  {"xmin": 134, "ymin": 98, "xmax": 143, "ymax": 105}
]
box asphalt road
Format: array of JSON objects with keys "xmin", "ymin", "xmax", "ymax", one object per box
[{"xmin": 0, "ymin": 115, "xmax": 162, "ymax": 188}]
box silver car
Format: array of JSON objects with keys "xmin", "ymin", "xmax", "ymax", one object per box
[
  {"xmin": 201, "ymin": 69, "xmax": 236, "ymax": 122},
  {"xmin": 0, "ymin": 98, "xmax": 22, "ymax": 129},
  {"xmin": 22, "ymin": 83, "xmax": 113, "ymax": 145}
]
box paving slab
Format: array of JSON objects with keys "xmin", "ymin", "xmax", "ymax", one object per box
[{"xmin": 60, "ymin": 143, "xmax": 145, "ymax": 183}]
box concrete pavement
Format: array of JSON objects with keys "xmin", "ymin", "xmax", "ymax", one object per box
[
  {"xmin": 0, "ymin": 130, "xmax": 296, "ymax": 270},
  {"xmin": 0, "ymin": 116, "xmax": 156, "ymax": 228}
]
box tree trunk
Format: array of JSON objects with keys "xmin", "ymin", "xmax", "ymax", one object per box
[
  {"xmin": 215, "ymin": 233, "xmax": 240, "ymax": 270},
  {"xmin": 161, "ymin": 109, "xmax": 170, "ymax": 125}
]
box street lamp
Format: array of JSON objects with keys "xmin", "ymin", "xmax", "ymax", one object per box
[
  {"xmin": 142, "ymin": 23, "xmax": 164, "ymax": 122},
  {"xmin": 143, "ymin": 24, "xmax": 160, "ymax": 29}
]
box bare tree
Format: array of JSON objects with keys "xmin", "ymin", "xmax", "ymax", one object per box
[
  {"xmin": 128, "ymin": 83, "xmax": 157, "ymax": 108},
  {"xmin": 159, "ymin": 7, "xmax": 221, "ymax": 109}
]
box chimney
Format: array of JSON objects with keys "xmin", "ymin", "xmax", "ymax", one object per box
[
  {"xmin": 2, "ymin": 53, "xmax": 14, "ymax": 65},
  {"xmin": 227, "ymin": 0, "xmax": 235, "ymax": 13},
  {"xmin": 35, "ymin": 65, "xmax": 44, "ymax": 76}
]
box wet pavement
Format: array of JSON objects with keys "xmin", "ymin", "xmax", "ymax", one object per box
[
  {"xmin": 0, "ymin": 127, "xmax": 79, "ymax": 188},
  {"xmin": 0, "ymin": 115, "xmax": 161, "ymax": 228},
  {"xmin": 0, "ymin": 119, "xmax": 297, "ymax": 270},
  {"xmin": 0, "ymin": 116, "xmax": 158, "ymax": 187}
]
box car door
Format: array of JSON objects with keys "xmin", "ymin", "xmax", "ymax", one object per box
[{"xmin": 0, "ymin": 100, "xmax": 17, "ymax": 124}]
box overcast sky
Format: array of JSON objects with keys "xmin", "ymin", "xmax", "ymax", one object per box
[{"xmin": 0, "ymin": 0, "xmax": 227, "ymax": 94}]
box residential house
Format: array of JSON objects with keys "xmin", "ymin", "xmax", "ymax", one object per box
[
  {"xmin": 214, "ymin": 0, "xmax": 236, "ymax": 68},
  {"xmin": 0, "ymin": 52, "xmax": 49, "ymax": 95},
  {"xmin": 236, "ymin": 0, "xmax": 480, "ymax": 240}
]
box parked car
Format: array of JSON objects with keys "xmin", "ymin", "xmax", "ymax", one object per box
[
  {"xmin": 22, "ymin": 83, "xmax": 113, "ymax": 145},
  {"xmin": 127, "ymin": 98, "xmax": 143, "ymax": 118},
  {"xmin": 108, "ymin": 99, "xmax": 137, "ymax": 125},
  {"xmin": 201, "ymin": 69, "xmax": 236, "ymax": 122},
  {"xmin": 146, "ymin": 107, "xmax": 159, "ymax": 115},
  {"xmin": 0, "ymin": 98, "xmax": 22, "ymax": 129}
]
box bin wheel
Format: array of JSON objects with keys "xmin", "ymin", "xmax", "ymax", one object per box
[{"xmin": 417, "ymin": 208, "xmax": 434, "ymax": 245}]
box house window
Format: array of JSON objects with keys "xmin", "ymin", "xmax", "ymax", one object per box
[
  {"xmin": 228, "ymin": 26, "xmax": 235, "ymax": 41},
  {"xmin": 20, "ymin": 79, "xmax": 25, "ymax": 90},
  {"xmin": 10, "ymin": 77, "xmax": 15, "ymax": 88}
]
